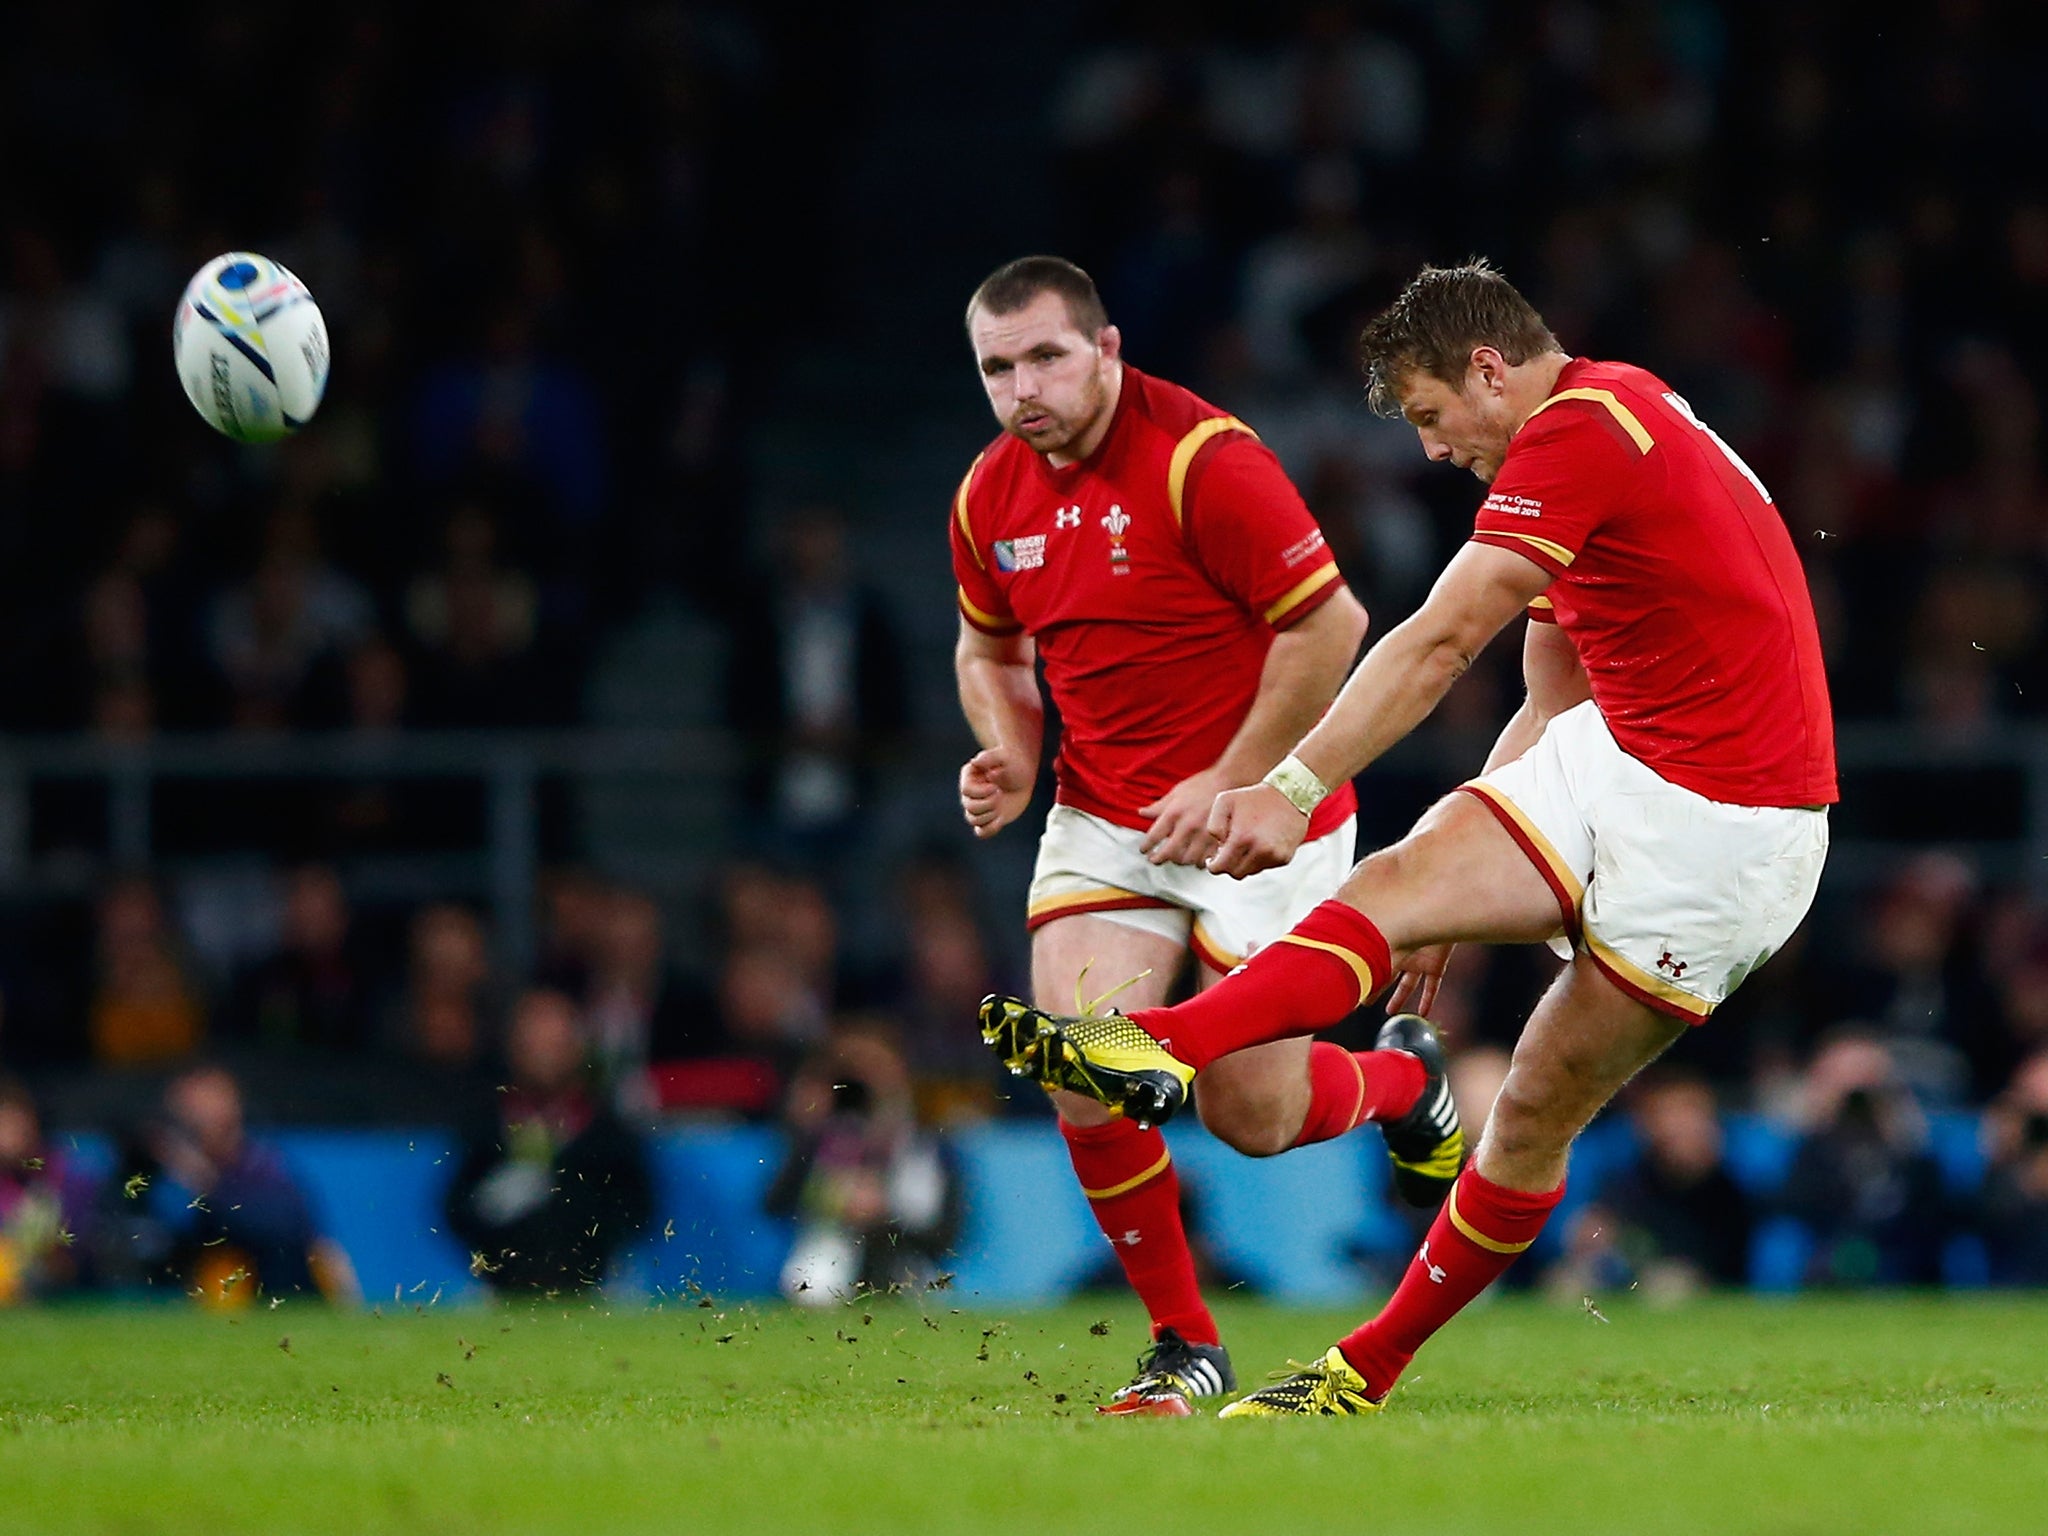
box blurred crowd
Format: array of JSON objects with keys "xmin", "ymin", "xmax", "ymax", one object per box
[{"xmin": 3, "ymin": 0, "xmax": 2048, "ymax": 1303}]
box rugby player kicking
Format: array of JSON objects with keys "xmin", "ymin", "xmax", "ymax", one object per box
[
  {"xmin": 953, "ymin": 257, "xmax": 1465, "ymax": 1415},
  {"xmin": 984, "ymin": 260, "xmax": 1835, "ymax": 1416}
]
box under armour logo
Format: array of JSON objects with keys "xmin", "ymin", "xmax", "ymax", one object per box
[
  {"xmin": 1114, "ymin": 1229, "xmax": 1143, "ymax": 1247},
  {"xmin": 1054, "ymin": 505, "xmax": 1082, "ymax": 529},
  {"xmin": 1418, "ymin": 1240, "xmax": 1447, "ymax": 1285},
  {"xmin": 1656, "ymin": 951, "xmax": 1688, "ymax": 978}
]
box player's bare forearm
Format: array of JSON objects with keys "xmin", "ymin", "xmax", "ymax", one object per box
[
  {"xmin": 954, "ymin": 622, "xmax": 1043, "ymax": 762},
  {"xmin": 1209, "ymin": 586, "xmax": 1368, "ymax": 786},
  {"xmin": 1293, "ymin": 544, "xmax": 1551, "ymax": 788},
  {"xmin": 955, "ymin": 619, "xmax": 1042, "ymax": 838}
]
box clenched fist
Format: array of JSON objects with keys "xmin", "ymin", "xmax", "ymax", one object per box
[
  {"xmin": 1203, "ymin": 782, "xmax": 1310, "ymax": 879},
  {"xmin": 959, "ymin": 746, "xmax": 1033, "ymax": 839}
]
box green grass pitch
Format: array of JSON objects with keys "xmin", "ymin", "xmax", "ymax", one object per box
[{"xmin": 1, "ymin": 1294, "xmax": 2043, "ymax": 1534}]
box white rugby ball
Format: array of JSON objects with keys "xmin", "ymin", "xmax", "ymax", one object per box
[{"xmin": 173, "ymin": 252, "xmax": 330, "ymax": 443}]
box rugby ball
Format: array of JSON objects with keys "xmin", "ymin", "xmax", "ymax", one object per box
[{"xmin": 173, "ymin": 252, "xmax": 330, "ymax": 442}]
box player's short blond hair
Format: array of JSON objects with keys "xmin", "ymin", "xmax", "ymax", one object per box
[
  {"xmin": 966, "ymin": 255, "xmax": 1109, "ymax": 337},
  {"xmin": 1359, "ymin": 260, "xmax": 1560, "ymax": 415}
]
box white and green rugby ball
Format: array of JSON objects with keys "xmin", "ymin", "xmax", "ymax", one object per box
[{"xmin": 173, "ymin": 252, "xmax": 330, "ymax": 443}]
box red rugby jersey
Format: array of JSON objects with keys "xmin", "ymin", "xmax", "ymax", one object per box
[
  {"xmin": 1472, "ymin": 357, "xmax": 1837, "ymax": 808},
  {"xmin": 951, "ymin": 365, "xmax": 1357, "ymax": 836}
]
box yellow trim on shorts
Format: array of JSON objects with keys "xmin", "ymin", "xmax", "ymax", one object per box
[
  {"xmin": 1583, "ymin": 930, "xmax": 1713, "ymax": 1019},
  {"xmin": 1166, "ymin": 416, "xmax": 1258, "ymax": 529},
  {"xmin": 1275, "ymin": 934, "xmax": 1376, "ymax": 1008},
  {"xmin": 1460, "ymin": 781, "xmax": 1586, "ymax": 911},
  {"xmin": 1079, "ymin": 1147, "xmax": 1174, "ymax": 1201},
  {"xmin": 1524, "ymin": 387, "xmax": 1655, "ymax": 454},
  {"xmin": 1189, "ymin": 918, "xmax": 1243, "ymax": 974},
  {"xmin": 1026, "ymin": 885, "xmax": 1165, "ymax": 921},
  {"xmin": 1446, "ymin": 1185, "xmax": 1537, "ymax": 1254},
  {"xmin": 1262, "ymin": 561, "xmax": 1341, "ymax": 626}
]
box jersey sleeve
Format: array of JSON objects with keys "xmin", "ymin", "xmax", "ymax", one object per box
[
  {"xmin": 948, "ymin": 457, "xmax": 1020, "ymax": 636},
  {"xmin": 1180, "ymin": 434, "xmax": 1345, "ymax": 631},
  {"xmin": 1471, "ymin": 396, "xmax": 1646, "ymax": 579}
]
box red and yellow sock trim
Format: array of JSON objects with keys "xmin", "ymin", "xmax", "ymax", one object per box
[
  {"xmin": 1275, "ymin": 934, "xmax": 1379, "ymax": 1009},
  {"xmin": 1582, "ymin": 931, "xmax": 1714, "ymax": 1024},
  {"xmin": 1445, "ymin": 1185, "xmax": 1539, "ymax": 1255},
  {"xmin": 1079, "ymin": 1147, "xmax": 1174, "ymax": 1201},
  {"xmin": 1455, "ymin": 782, "xmax": 1584, "ymax": 940}
]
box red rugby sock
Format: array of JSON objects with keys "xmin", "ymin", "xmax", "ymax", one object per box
[
  {"xmin": 1130, "ymin": 901, "xmax": 1392, "ymax": 1070},
  {"xmin": 1338, "ymin": 1165, "xmax": 1564, "ymax": 1398},
  {"xmin": 1289, "ymin": 1042, "xmax": 1428, "ymax": 1148},
  {"xmin": 1060, "ymin": 1117, "xmax": 1217, "ymax": 1346}
]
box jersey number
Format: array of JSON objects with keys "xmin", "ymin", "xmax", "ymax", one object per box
[{"xmin": 1661, "ymin": 392, "xmax": 1773, "ymax": 504}]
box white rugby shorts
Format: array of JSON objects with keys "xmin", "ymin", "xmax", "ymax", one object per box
[
  {"xmin": 1026, "ymin": 804, "xmax": 1357, "ymax": 972},
  {"xmin": 1461, "ymin": 700, "xmax": 1828, "ymax": 1022}
]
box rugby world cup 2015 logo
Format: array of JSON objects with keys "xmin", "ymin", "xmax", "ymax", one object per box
[{"xmin": 1102, "ymin": 504, "xmax": 1131, "ymax": 572}]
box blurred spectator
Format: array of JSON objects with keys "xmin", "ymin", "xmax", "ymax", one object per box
[
  {"xmin": 381, "ymin": 903, "xmax": 496, "ymax": 1084},
  {"xmin": 1547, "ymin": 1070, "xmax": 1755, "ymax": 1303},
  {"xmin": 768, "ymin": 1021, "xmax": 960, "ymax": 1304},
  {"xmin": 534, "ymin": 866, "xmax": 614, "ymax": 999},
  {"xmin": 444, "ymin": 988, "xmax": 651, "ymax": 1292},
  {"xmin": 1980, "ymin": 1052, "xmax": 2048, "ymax": 1285},
  {"xmin": 1827, "ymin": 852, "xmax": 1995, "ymax": 1101},
  {"xmin": 88, "ymin": 876, "xmax": 205, "ymax": 1068},
  {"xmin": 581, "ymin": 887, "xmax": 692, "ymax": 1114},
  {"xmin": 404, "ymin": 498, "xmax": 545, "ymax": 727},
  {"xmin": 228, "ymin": 865, "xmax": 370, "ymax": 1053},
  {"xmin": 1780, "ymin": 1034, "xmax": 1957, "ymax": 1287},
  {"xmin": 0, "ymin": 1077, "xmax": 91, "ymax": 1302},
  {"xmin": 146, "ymin": 1064, "xmax": 358, "ymax": 1306},
  {"xmin": 206, "ymin": 504, "xmax": 373, "ymax": 730},
  {"xmin": 869, "ymin": 852, "xmax": 1014, "ymax": 1123},
  {"xmin": 726, "ymin": 505, "xmax": 909, "ymax": 854}
]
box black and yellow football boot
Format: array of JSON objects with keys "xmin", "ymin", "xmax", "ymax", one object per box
[
  {"xmin": 978, "ymin": 992, "xmax": 1195, "ymax": 1128},
  {"xmin": 1376, "ymin": 1012, "xmax": 1466, "ymax": 1208},
  {"xmin": 1098, "ymin": 1328, "xmax": 1237, "ymax": 1418},
  {"xmin": 1216, "ymin": 1347, "xmax": 1383, "ymax": 1419}
]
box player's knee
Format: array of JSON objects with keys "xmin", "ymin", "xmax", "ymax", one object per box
[{"xmin": 1194, "ymin": 1085, "xmax": 1294, "ymax": 1157}]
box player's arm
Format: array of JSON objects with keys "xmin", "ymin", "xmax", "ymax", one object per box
[
  {"xmin": 1140, "ymin": 584, "xmax": 1367, "ymax": 865},
  {"xmin": 954, "ymin": 617, "xmax": 1042, "ymax": 839},
  {"xmin": 1386, "ymin": 609, "xmax": 1588, "ymax": 1014},
  {"xmin": 1207, "ymin": 541, "xmax": 1552, "ymax": 877},
  {"xmin": 1481, "ymin": 607, "xmax": 1591, "ymax": 773}
]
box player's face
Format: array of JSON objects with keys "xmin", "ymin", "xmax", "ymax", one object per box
[
  {"xmin": 1398, "ymin": 368, "xmax": 1518, "ymax": 483},
  {"xmin": 970, "ymin": 291, "xmax": 1119, "ymax": 460}
]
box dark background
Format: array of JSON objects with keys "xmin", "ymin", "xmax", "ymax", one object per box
[{"xmin": 1, "ymin": 0, "xmax": 2045, "ymax": 1129}]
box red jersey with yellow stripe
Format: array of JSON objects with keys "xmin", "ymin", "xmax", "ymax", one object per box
[
  {"xmin": 951, "ymin": 365, "xmax": 1356, "ymax": 835},
  {"xmin": 1472, "ymin": 357, "xmax": 1837, "ymax": 808}
]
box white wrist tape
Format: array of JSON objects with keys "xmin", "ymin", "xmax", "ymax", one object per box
[{"xmin": 1262, "ymin": 754, "xmax": 1329, "ymax": 817}]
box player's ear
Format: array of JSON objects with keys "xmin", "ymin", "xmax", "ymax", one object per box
[
  {"xmin": 1469, "ymin": 345, "xmax": 1509, "ymax": 395},
  {"xmin": 1097, "ymin": 325, "xmax": 1123, "ymax": 363}
]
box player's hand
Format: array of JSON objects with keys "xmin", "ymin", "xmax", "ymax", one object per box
[
  {"xmin": 1203, "ymin": 783, "xmax": 1308, "ymax": 879},
  {"xmin": 1138, "ymin": 768, "xmax": 1232, "ymax": 866},
  {"xmin": 1386, "ymin": 943, "xmax": 1455, "ymax": 1017},
  {"xmin": 959, "ymin": 747, "xmax": 1032, "ymax": 839}
]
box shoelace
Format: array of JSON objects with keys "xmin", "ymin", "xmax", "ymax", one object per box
[{"xmin": 1073, "ymin": 958, "xmax": 1154, "ymax": 1018}]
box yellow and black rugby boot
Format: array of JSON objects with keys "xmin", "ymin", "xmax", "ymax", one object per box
[
  {"xmin": 1377, "ymin": 1012, "xmax": 1466, "ymax": 1208},
  {"xmin": 977, "ymin": 993, "xmax": 1194, "ymax": 1127},
  {"xmin": 1216, "ymin": 1347, "xmax": 1383, "ymax": 1419},
  {"xmin": 1098, "ymin": 1328, "xmax": 1237, "ymax": 1418}
]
